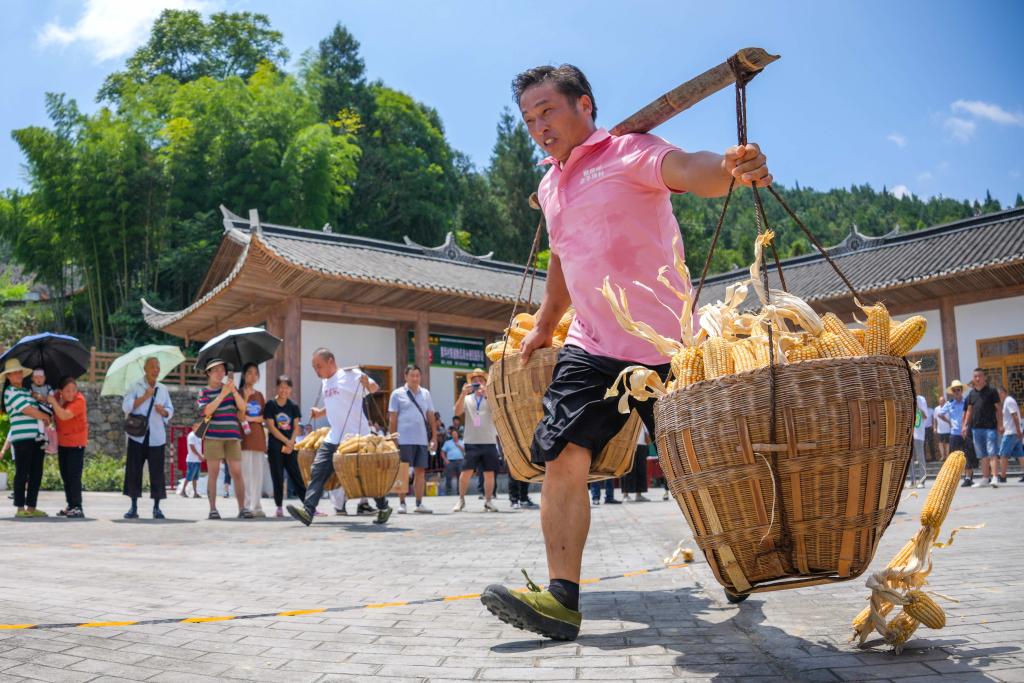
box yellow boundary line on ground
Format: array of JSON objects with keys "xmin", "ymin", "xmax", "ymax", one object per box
[{"xmin": 1, "ymin": 561, "xmax": 694, "ymax": 631}]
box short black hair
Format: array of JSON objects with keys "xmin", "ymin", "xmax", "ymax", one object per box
[
  {"xmin": 512, "ymin": 64, "xmax": 597, "ymax": 121},
  {"xmin": 57, "ymin": 376, "xmax": 77, "ymax": 391},
  {"xmin": 973, "ymin": 367, "xmax": 985, "ymax": 374},
  {"xmin": 405, "ymin": 364, "xmax": 421, "ymax": 376},
  {"xmin": 276, "ymin": 374, "xmax": 293, "ymax": 387},
  {"xmin": 314, "ymin": 347, "xmax": 335, "ymax": 361}
]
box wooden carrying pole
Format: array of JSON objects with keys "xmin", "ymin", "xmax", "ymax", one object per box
[{"xmin": 609, "ymin": 47, "xmax": 779, "ymax": 136}]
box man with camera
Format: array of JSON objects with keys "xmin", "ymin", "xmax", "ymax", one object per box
[{"xmin": 452, "ymin": 368, "xmax": 499, "ymax": 512}]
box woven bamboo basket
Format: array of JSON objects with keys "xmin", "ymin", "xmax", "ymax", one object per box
[
  {"xmin": 654, "ymin": 355, "xmax": 915, "ymax": 597},
  {"xmin": 488, "ymin": 346, "xmax": 643, "ymax": 483},
  {"xmin": 334, "ymin": 449, "xmax": 401, "ymax": 499},
  {"xmin": 298, "ymin": 448, "xmax": 340, "ymax": 491}
]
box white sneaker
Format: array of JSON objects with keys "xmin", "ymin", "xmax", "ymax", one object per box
[
  {"xmin": 511, "ymin": 501, "xmax": 521, "ymax": 510},
  {"xmin": 398, "ymin": 502, "xmax": 407, "ymax": 514},
  {"xmin": 414, "ymin": 504, "xmax": 433, "ymax": 514},
  {"xmin": 972, "ymin": 478, "xmax": 991, "ymax": 488},
  {"xmin": 663, "ymin": 491, "xmax": 670, "ymax": 501},
  {"xmin": 483, "ymin": 500, "xmax": 498, "ymax": 512},
  {"xmin": 915, "ymin": 482, "xmax": 926, "ymax": 489},
  {"xmin": 452, "ymin": 498, "xmax": 465, "ymax": 512}
]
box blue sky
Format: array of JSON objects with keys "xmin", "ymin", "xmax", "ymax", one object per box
[{"xmin": 3, "ymin": 0, "xmax": 1023, "ymax": 206}]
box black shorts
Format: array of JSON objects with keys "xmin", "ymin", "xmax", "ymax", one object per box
[
  {"xmin": 531, "ymin": 345, "xmax": 670, "ymax": 464},
  {"xmin": 938, "ymin": 433, "xmax": 950, "ymax": 444},
  {"xmin": 399, "ymin": 444, "xmax": 430, "ymax": 469},
  {"xmin": 463, "ymin": 443, "xmax": 500, "ymax": 472},
  {"xmin": 949, "ymin": 434, "xmax": 977, "ymax": 468}
]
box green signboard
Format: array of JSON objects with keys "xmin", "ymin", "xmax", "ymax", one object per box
[{"xmin": 408, "ymin": 332, "xmax": 487, "ymax": 369}]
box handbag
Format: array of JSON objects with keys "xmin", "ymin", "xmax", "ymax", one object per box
[{"xmin": 123, "ymin": 388, "xmax": 157, "ymax": 438}]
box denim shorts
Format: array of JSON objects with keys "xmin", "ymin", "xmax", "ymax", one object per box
[
  {"xmin": 185, "ymin": 461, "xmax": 202, "ymax": 481},
  {"xmin": 399, "ymin": 444, "xmax": 430, "ymax": 469},
  {"xmin": 972, "ymin": 428, "xmax": 999, "ymax": 458},
  {"xmin": 999, "ymin": 434, "xmax": 1024, "ymax": 458}
]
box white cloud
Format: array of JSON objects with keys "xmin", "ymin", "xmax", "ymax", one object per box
[
  {"xmin": 942, "ymin": 116, "xmax": 976, "ymax": 143},
  {"xmin": 890, "ymin": 184, "xmax": 912, "ymax": 199},
  {"xmin": 952, "ymin": 99, "xmax": 1024, "ymax": 126},
  {"xmin": 38, "ymin": 0, "xmax": 213, "ymax": 62},
  {"xmin": 886, "ymin": 133, "xmax": 907, "ymax": 148},
  {"xmin": 916, "ymin": 171, "xmax": 933, "ymax": 182}
]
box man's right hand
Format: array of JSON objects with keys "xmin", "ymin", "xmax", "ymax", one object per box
[
  {"xmin": 520, "ymin": 326, "xmax": 554, "ymax": 366},
  {"xmin": 142, "ymin": 385, "xmax": 156, "ymax": 400}
]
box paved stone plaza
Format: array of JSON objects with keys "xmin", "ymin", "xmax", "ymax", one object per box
[{"xmin": 1, "ymin": 483, "xmax": 1022, "ymax": 683}]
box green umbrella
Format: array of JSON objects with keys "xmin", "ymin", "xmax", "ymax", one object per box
[{"xmin": 100, "ymin": 345, "xmax": 186, "ymax": 396}]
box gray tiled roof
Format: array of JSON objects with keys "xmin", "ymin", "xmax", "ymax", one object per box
[{"xmin": 696, "ymin": 207, "xmax": 1024, "ymax": 305}]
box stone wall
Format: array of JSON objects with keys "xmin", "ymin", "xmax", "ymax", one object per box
[{"xmin": 78, "ymin": 384, "xmax": 200, "ymax": 457}]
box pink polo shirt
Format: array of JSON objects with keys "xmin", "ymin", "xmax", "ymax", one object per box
[{"xmin": 538, "ymin": 128, "xmax": 690, "ymax": 366}]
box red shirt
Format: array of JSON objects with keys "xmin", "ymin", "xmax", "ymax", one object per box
[{"xmin": 56, "ymin": 393, "xmax": 88, "ymax": 447}]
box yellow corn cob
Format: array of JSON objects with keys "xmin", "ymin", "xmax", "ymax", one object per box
[
  {"xmin": 785, "ymin": 338, "xmax": 820, "ymax": 362},
  {"xmin": 731, "ymin": 340, "xmax": 758, "ymax": 373},
  {"xmin": 903, "ymin": 591, "xmax": 945, "ymax": 629},
  {"xmin": 853, "ymin": 601, "xmax": 893, "ymax": 635},
  {"xmin": 863, "ymin": 303, "xmax": 892, "ymax": 355},
  {"xmin": 889, "ymin": 316, "xmax": 927, "ymax": 357},
  {"xmin": 851, "ymin": 328, "xmax": 866, "ymax": 347},
  {"xmin": 816, "ymin": 332, "xmax": 848, "ymax": 359},
  {"xmin": 887, "ymin": 610, "xmax": 920, "ymax": 649},
  {"xmin": 554, "ymin": 309, "xmax": 575, "ymax": 338},
  {"xmin": 822, "ymin": 313, "xmax": 866, "ymax": 356},
  {"xmin": 512, "ymin": 312, "xmax": 535, "ymax": 331},
  {"xmin": 921, "ymin": 450, "xmax": 966, "ymax": 528},
  {"xmin": 701, "ymin": 337, "xmax": 733, "ymax": 379},
  {"xmin": 671, "ymin": 346, "xmax": 704, "ymax": 387},
  {"xmin": 752, "ymin": 339, "xmax": 772, "ymax": 367}
]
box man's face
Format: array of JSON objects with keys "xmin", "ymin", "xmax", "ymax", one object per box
[
  {"xmin": 311, "ymin": 355, "xmax": 335, "ymax": 379},
  {"xmin": 406, "ymin": 369, "xmax": 421, "ymax": 388},
  {"xmin": 953, "ymin": 387, "xmax": 963, "ymax": 401},
  {"xmin": 519, "ymin": 82, "xmax": 595, "ymax": 164},
  {"xmin": 972, "ymin": 370, "xmax": 986, "ymax": 388},
  {"xmin": 144, "ymin": 359, "xmax": 160, "ymax": 382}
]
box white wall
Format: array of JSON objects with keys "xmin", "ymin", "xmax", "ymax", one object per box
[
  {"xmin": 299, "ymin": 321, "xmax": 396, "ymax": 416},
  {"xmin": 430, "ymin": 368, "xmax": 459, "ymax": 427},
  {"xmin": 954, "ymin": 295, "xmax": 1024, "ymax": 382}
]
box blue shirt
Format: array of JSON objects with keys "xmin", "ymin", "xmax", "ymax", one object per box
[
  {"xmin": 441, "ymin": 439, "xmax": 464, "ymax": 461},
  {"xmin": 936, "ymin": 397, "xmax": 967, "ymax": 434},
  {"xmin": 122, "ymin": 380, "xmax": 174, "ymax": 446},
  {"xmin": 388, "ymin": 385, "xmax": 435, "ymax": 446}
]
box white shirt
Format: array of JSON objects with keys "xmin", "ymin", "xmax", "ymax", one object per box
[
  {"xmin": 1003, "ymin": 396, "xmax": 1022, "ymax": 437},
  {"xmin": 462, "ymin": 392, "xmax": 497, "ymax": 445},
  {"xmin": 323, "ymin": 368, "xmax": 370, "ymax": 445},
  {"xmin": 934, "ymin": 402, "xmax": 951, "ymax": 435},
  {"xmin": 913, "ymin": 395, "xmax": 928, "ymax": 441},
  {"xmin": 121, "ymin": 379, "xmax": 173, "ymax": 447},
  {"xmin": 921, "ymin": 401, "xmax": 933, "ymax": 429},
  {"xmin": 186, "ymin": 432, "xmax": 203, "ymax": 463}
]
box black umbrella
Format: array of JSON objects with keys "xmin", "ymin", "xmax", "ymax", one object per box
[
  {"xmin": 0, "ymin": 332, "xmax": 90, "ymax": 387},
  {"xmin": 195, "ymin": 327, "xmax": 282, "ymax": 372}
]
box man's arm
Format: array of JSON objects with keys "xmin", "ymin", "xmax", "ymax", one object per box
[
  {"xmin": 962, "ymin": 405, "xmax": 973, "ymax": 436},
  {"xmin": 388, "ymin": 411, "xmax": 398, "ymax": 437},
  {"xmin": 661, "ymin": 144, "xmax": 771, "ymax": 198},
  {"xmin": 520, "ymin": 253, "xmax": 572, "ymax": 364}
]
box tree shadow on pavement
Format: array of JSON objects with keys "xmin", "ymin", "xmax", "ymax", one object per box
[{"xmin": 492, "ymin": 586, "xmax": 1018, "ymax": 681}]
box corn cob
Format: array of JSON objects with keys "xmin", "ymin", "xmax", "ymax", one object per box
[
  {"xmin": 785, "ymin": 338, "xmax": 820, "ymax": 362},
  {"xmin": 886, "ymin": 611, "xmax": 920, "ymax": 650},
  {"xmin": 816, "ymin": 332, "xmax": 848, "ymax": 359},
  {"xmin": 512, "ymin": 312, "xmax": 535, "ymax": 330},
  {"xmin": 921, "ymin": 450, "xmax": 966, "ymax": 528},
  {"xmin": 822, "ymin": 313, "xmax": 866, "ymax": 356},
  {"xmin": 853, "ymin": 601, "xmax": 893, "ymax": 636},
  {"xmin": 903, "ymin": 591, "xmax": 945, "ymax": 629},
  {"xmin": 554, "ymin": 309, "xmax": 575, "ymax": 337},
  {"xmin": 752, "ymin": 338, "xmax": 773, "ymax": 366},
  {"xmin": 851, "ymin": 328, "xmax": 866, "ymax": 347},
  {"xmin": 889, "ymin": 316, "xmax": 927, "ymax": 357},
  {"xmin": 701, "ymin": 337, "xmax": 733, "ymax": 379},
  {"xmin": 862, "ymin": 303, "xmax": 892, "ymax": 355},
  {"xmin": 671, "ymin": 347, "xmax": 704, "ymax": 387},
  {"xmin": 731, "ymin": 340, "xmax": 759, "ymax": 373}
]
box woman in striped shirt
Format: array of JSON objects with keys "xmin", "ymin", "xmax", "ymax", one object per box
[
  {"xmin": 198, "ymin": 359, "xmax": 249, "ymax": 519},
  {"xmin": 1, "ymin": 358, "xmax": 53, "ymax": 518}
]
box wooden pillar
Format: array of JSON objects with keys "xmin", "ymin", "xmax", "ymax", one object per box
[
  {"xmin": 283, "ymin": 298, "xmax": 303, "ymax": 401},
  {"xmin": 415, "ymin": 314, "xmax": 431, "ymax": 389},
  {"xmin": 939, "ymin": 296, "xmax": 960, "ymax": 385},
  {"xmin": 265, "ymin": 308, "xmax": 286, "ymax": 389},
  {"xmin": 395, "ymin": 322, "xmax": 410, "ymax": 379}
]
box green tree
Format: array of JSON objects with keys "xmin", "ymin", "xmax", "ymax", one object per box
[
  {"xmin": 485, "ymin": 108, "xmax": 545, "ymax": 262},
  {"xmin": 99, "ymin": 10, "xmax": 289, "ymax": 101}
]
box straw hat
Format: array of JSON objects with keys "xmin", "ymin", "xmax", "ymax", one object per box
[
  {"xmin": 204, "ymin": 358, "xmax": 227, "ymax": 373},
  {"xmin": 467, "ymin": 368, "xmax": 488, "ymax": 384},
  {"xmin": 947, "ymin": 379, "xmax": 966, "ymax": 393},
  {"xmin": 0, "ymin": 358, "xmax": 31, "ymax": 381}
]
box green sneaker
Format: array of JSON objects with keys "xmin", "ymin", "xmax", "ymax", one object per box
[
  {"xmin": 286, "ymin": 504, "xmax": 312, "ymax": 526},
  {"xmin": 480, "ymin": 570, "xmax": 582, "ymax": 641},
  {"xmin": 29, "ymin": 509, "xmax": 48, "ymax": 517},
  {"xmin": 15, "ymin": 509, "xmax": 31, "ymax": 518}
]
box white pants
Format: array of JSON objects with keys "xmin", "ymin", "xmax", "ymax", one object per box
[{"xmin": 241, "ymin": 450, "xmax": 266, "ymax": 512}]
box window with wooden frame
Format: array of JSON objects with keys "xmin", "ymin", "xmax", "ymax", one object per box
[
  {"xmin": 362, "ymin": 365, "xmax": 393, "ymax": 428},
  {"xmin": 977, "ymin": 334, "xmax": 1024, "ymax": 403},
  {"xmin": 906, "ymin": 349, "xmax": 943, "ymax": 405}
]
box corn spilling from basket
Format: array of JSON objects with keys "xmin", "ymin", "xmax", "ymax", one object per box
[
  {"xmin": 485, "ymin": 309, "xmax": 576, "ymax": 362},
  {"xmin": 601, "ymin": 231, "xmax": 927, "ymax": 410},
  {"xmin": 851, "ymin": 451, "xmax": 981, "ymax": 652},
  {"xmin": 296, "ymin": 428, "xmax": 399, "ymax": 454}
]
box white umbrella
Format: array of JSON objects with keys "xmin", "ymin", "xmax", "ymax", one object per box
[{"xmin": 100, "ymin": 345, "xmax": 186, "ymax": 396}]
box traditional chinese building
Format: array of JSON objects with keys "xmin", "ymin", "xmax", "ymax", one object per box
[{"xmin": 142, "ymin": 207, "xmax": 542, "ymax": 425}]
